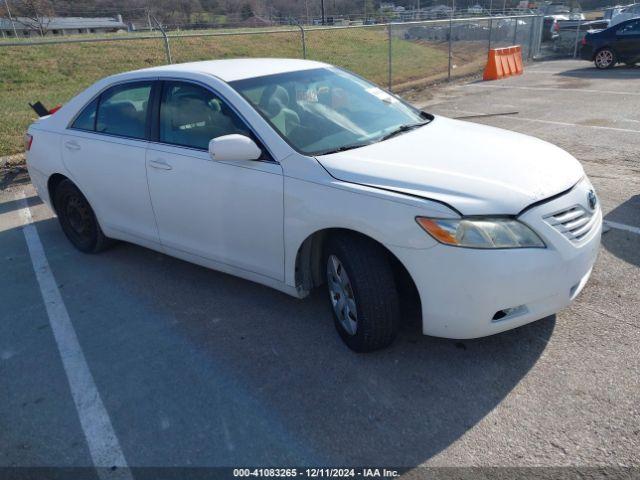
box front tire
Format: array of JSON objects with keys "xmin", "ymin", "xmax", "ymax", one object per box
[
  {"xmin": 594, "ymin": 48, "xmax": 616, "ymax": 69},
  {"xmin": 324, "ymin": 233, "xmax": 400, "ymax": 352},
  {"xmin": 53, "ymin": 179, "xmax": 112, "ymax": 253}
]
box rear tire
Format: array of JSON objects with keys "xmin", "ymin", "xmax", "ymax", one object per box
[
  {"xmin": 53, "ymin": 179, "xmax": 112, "ymax": 253},
  {"xmin": 594, "ymin": 48, "xmax": 616, "ymax": 69},
  {"xmin": 323, "ymin": 233, "xmax": 400, "ymax": 352}
]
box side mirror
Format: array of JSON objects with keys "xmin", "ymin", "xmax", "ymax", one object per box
[{"xmin": 208, "ymin": 134, "xmax": 262, "ymax": 162}]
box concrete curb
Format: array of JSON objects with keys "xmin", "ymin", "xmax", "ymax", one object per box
[{"xmin": 0, "ymin": 153, "xmax": 26, "ymax": 169}]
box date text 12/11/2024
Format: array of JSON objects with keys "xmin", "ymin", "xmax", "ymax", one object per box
[{"xmin": 232, "ymin": 468, "xmax": 400, "ymax": 478}]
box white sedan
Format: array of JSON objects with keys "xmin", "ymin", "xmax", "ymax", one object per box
[{"xmin": 25, "ymin": 59, "xmax": 602, "ymax": 352}]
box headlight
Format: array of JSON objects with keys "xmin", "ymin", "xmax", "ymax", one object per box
[{"xmin": 416, "ymin": 217, "xmax": 546, "ymax": 249}]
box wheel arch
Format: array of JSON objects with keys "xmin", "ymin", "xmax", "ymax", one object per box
[
  {"xmin": 293, "ymin": 227, "xmax": 421, "ymax": 314},
  {"xmin": 47, "ymin": 173, "xmax": 96, "ymax": 221},
  {"xmin": 593, "ymin": 44, "xmax": 618, "ymax": 62},
  {"xmin": 47, "ymin": 173, "xmax": 70, "ymax": 213}
]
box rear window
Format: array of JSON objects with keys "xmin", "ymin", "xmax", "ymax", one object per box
[
  {"xmin": 617, "ymin": 20, "xmax": 640, "ymax": 34},
  {"xmin": 95, "ymin": 82, "xmax": 152, "ymax": 140},
  {"xmin": 547, "ymin": 5, "xmax": 570, "ymax": 13},
  {"xmin": 71, "ymin": 97, "xmax": 99, "ymax": 131}
]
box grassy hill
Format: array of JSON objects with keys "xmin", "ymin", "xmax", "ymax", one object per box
[{"xmin": 0, "ymin": 27, "xmax": 453, "ymax": 156}]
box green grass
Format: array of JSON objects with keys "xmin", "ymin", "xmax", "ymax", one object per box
[{"xmin": 0, "ymin": 28, "xmax": 449, "ymax": 156}]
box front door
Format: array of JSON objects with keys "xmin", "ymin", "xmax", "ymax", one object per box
[
  {"xmin": 615, "ymin": 19, "xmax": 640, "ymax": 61},
  {"xmin": 145, "ymin": 80, "xmax": 285, "ymax": 281}
]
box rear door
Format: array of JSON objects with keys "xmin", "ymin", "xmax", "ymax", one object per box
[
  {"xmin": 61, "ymin": 80, "xmax": 160, "ymax": 246},
  {"xmin": 615, "ymin": 19, "xmax": 640, "ymax": 61}
]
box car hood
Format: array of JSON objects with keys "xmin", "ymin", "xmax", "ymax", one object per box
[{"xmin": 315, "ymin": 116, "xmax": 584, "ymax": 215}]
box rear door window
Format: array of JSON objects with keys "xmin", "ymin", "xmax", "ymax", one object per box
[
  {"xmin": 96, "ymin": 82, "xmax": 152, "ymax": 140},
  {"xmin": 618, "ymin": 20, "xmax": 640, "ymax": 35},
  {"xmin": 71, "ymin": 97, "xmax": 99, "ymax": 131}
]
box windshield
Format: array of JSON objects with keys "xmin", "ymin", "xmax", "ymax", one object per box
[{"xmin": 230, "ymin": 67, "xmax": 430, "ymax": 156}]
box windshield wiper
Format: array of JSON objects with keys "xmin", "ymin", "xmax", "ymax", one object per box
[
  {"xmin": 379, "ymin": 122, "xmax": 429, "ymax": 142},
  {"xmin": 317, "ymin": 142, "xmax": 373, "ymax": 155},
  {"xmin": 316, "ymin": 119, "xmax": 431, "ymax": 155}
]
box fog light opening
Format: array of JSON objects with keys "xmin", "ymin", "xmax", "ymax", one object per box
[
  {"xmin": 492, "ymin": 305, "xmax": 528, "ymax": 322},
  {"xmin": 570, "ymin": 282, "xmax": 580, "ymax": 299}
]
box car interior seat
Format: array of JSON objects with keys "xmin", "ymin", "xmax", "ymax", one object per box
[
  {"xmin": 259, "ymin": 85, "xmax": 300, "ymax": 135},
  {"xmin": 97, "ymin": 101, "xmax": 144, "ymax": 138}
]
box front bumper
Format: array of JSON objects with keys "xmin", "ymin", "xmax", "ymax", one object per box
[{"xmin": 391, "ymin": 181, "xmax": 602, "ymax": 339}]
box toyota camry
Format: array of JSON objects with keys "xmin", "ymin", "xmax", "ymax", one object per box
[{"xmin": 25, "ymin": 59, "xmax": 602, "ymax": 352}]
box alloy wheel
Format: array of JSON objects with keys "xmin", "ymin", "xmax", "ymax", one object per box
[
  {"xmin": 595, "ymin": 50, "xmax": 613, "ymax": 68},
  {"xmin": 326, "ymin": 254, "xmax": 358, "ymax": 336}
]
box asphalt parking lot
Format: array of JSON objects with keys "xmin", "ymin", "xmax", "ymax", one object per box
[{"xmin": 1, "ymin": 59, "xmax": 639, "ymax": 475}]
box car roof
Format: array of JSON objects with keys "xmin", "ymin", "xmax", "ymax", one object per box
[{"xmin": 132, "ymin": 58, "xmax": 330, "ymax": 82}]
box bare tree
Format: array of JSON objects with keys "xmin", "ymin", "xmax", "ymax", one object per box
[
  {"xmin": 11, "ymin": 0, "xmax": 54, "ymax": 36},
  {"xmin": 148, "ymin": 0, "xmax": 202, "ymax": 27}
]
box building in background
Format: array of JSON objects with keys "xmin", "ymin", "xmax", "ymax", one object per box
[{"xmin": 0, "ymin": 15, "xmax": 127, "ymax": 38}]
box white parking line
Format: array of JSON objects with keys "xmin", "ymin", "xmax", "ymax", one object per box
[
  {"xmin": 17, "ymin": 191, "xmax": 132, "ymax": 480},
  {"xmin": 464, "ymin": 83, "xmax": 640, "ymax": 96},
  {"xmin": 483, "ymin": 115, "xmax": 640, "ymax": 134},
  {"xmin": 605, "ymin": 220, "xmax": 640, "ymax": 236},
  {"xmin": 423, "ymin": 107, "xmax": 640, "ymax": 134}
]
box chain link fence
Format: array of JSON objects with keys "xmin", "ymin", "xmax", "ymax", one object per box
[
  {"xmin": 0, "ymin": 15, "xmax": 542, "ymax": 157},
  {"xmin": 536, "ymin": 9, "xmax": 608, "ymax": 60}
]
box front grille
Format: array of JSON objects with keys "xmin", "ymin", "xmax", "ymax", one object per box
[{"xmin": 544, "ymin": 204, "xmax": 597, "ymax": 242}]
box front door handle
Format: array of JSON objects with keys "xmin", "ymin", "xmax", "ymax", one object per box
[
  {"xmin": 149, "ymin": 159, "xmax": 172, "ymax": 170},
  {"xmin": 64, "ymin": 140, "xmax": 80, "ymax": 151}
]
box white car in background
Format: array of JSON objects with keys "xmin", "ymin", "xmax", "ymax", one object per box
[
  {"xmin": 542, "ymin": 2, "xmax": 586, "ymax": 20},
  {"xmin": 25, "ymin": 59, "xmax": 602, "ymax": 352}
]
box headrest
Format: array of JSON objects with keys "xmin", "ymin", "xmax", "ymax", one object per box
[
  {"xmin": 266, "ymin": 86, "xmax": 290, "ymax": 118},
  {"xmin": 101, "ymin": 101, "xmax": 137, "ymax": 120},
  {"xmin": 272, "ymin": 86, "xmax": 289, "ymax": 106},
  {"xmin": 168, "ymin": 96, "xmax": 212, "ymax": 129}
]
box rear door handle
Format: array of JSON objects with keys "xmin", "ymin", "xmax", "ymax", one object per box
[
  {"xmin": 149, "ymin": 159, "xmax": 172, "ymax": 170},
  {"xmin": 64, "ymin": 140, "xmax": 80, "ymax": 151}
]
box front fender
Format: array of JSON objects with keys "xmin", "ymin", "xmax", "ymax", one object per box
[{"xmin": 283, "ymin": 175, "xmax": 457, "ymax": 288}]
